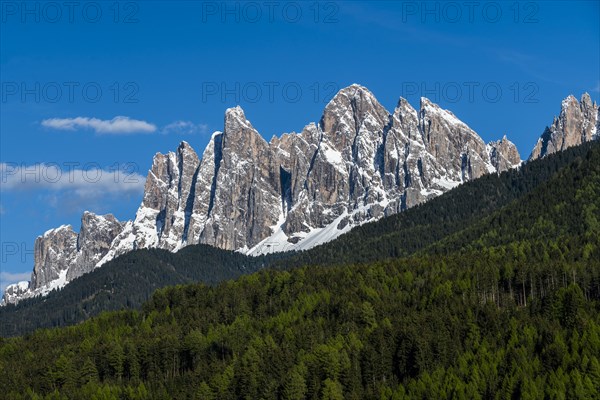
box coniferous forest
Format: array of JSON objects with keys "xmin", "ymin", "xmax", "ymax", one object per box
[
  {"xmin": 0, "ymin": 142, "xmax": 599, "ymax": 399},
  {"xmin": 1, "ymin": 142, "xmax": 596, "ymax": 338}
]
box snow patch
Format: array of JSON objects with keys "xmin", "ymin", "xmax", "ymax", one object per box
[
  {"xmin": 433, "ymin": 177, "xmax": 461, "ymax": 190},
  {"xmin": 320, "ymin": 142, "xmax": 347, "ymax": 173},
  {"xmin": 43, "ymin": 225, "xmax": 71, "ymax": 237}
]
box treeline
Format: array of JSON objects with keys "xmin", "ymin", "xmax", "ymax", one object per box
[
  {"xmin": 0, "ymin": 142, "xmax": 599, "ymax": 398},
  {"xmin": 275, "ymin": 141, "xmax": 600, "ymax": 268},
  {"xmin": 1, "ymin": 253, "xmax": 599, "ymax": 399},
  {"xmin": 2, "ymin": 142, "xmax": 597, "ymax": 337},
  {"xmin": 0, "ymin": 245, "xmax": 267, "ymax": 337}
]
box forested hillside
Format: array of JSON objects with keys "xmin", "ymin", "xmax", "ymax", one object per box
[
  {"xmin": 0, "ymin": 143, "xmax": 598, "ymax": 398},
  {"xmin": 0, "ymin": 246, "xmax": 267, "ymax": 337},
  {"xmin": 276, "ymin": 141, "xmax": 600, "ymax": 267}
]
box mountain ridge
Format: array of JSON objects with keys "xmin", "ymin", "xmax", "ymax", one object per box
[
  {"xmin": 1, "ymin": 141, "xmax": 599, "ymax": 397},
  {"xmin": 3, "ymin": 85, "xmax": 598, "ymax": 305},
  {"xmin": 1, "ymin": 140, "xmax": 597, "ymax": 337}
]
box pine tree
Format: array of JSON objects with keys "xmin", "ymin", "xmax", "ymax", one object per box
[
  {"xmin": 79, "ymin": 357, "xmax": 99, "ymax": 385},
  {"xmin": 321, "ymin": 378, "xmax": 343, "ymax": 400},
  {"xmin": 283, "ymin": 368, "xmax": 307, "ymax": 400},
  {"xmin": 196, "ymin": 382, "xmax": 215, "ymax": 400}
]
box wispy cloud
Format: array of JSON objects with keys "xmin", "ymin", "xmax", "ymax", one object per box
[
  {"xmin": 161, "ymin": 120, "xmax": 209, "ymax": 135},
  {"xmin": 41, "ymin": 116, "xmax": 157, "ymax": 134},
  {"xmin": 0, "ymin": 271, "xmax": 32, "ymax": 292},
  {"xmin": 41, "ymin": 117, "xmax": 209, "ymax": 136},
  {"xmin": 1, "ymin": 163, "xmax": 145, "ymax": 214},
  {"xmin": 1, "ymin": 163, "xmax": 145, "ymax": 194}
]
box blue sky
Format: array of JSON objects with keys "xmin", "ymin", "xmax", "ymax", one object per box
[{"xmin": 1, "ymin": 0, "xmax": 599, "ymax": 291}]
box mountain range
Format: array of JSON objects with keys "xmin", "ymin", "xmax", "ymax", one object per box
[
  {"xmin": 1, "ymin": 134, "xmax": 599, "ymax": 398},
  {"xmin": 2, "ymin": 85, "xmax": 598, "ymax": 305}
]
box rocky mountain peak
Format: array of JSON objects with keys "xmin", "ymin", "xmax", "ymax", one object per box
[
  {"xmin": 319, "ymin": 84, "xmax": 389, "ymax": 144},
  {"xmin": 177, "ymin": 140, "xmax": 196, "ymax": 156},
  {"xmin": 417, "ymin": 96, "xmax": 493, "ymax": 182},
  {"xmin": 530, "ymin": 93, "xmax": 599, "ymax": 160},
  {"xmin": 10, "ymin": 213, "xmax": 126, "ymax": 304},
  {"xmin": 419, "ymin": 97, "xmax": 465, "ymax": 127},
  {"xmin": 419, "ymin": 96, "xmax": 434, "ymax": 108},
  {"xmin": 224, "ymin": 105, "xmax": 253, "ymax": 133},
  {"xmin": 8, "ymin": 85, "xmax": 596, "ymax": 306},
  {"xmin": 222, "ymin": 105, "xmax": 268, "ymax": 159},
  {"xmin": 395, "ymin": 96, "xmax": 414, "ymax": 111},
  {"xmin": 327, "ymin": 83, "xmax": 375, "ymax": 104},
  {"xmin": 488, "ymin": 136, "xmax": 521, "ymax": 172},
  {"xmin": 69, "ymin": 212, "xmax": 125, "ymax": 281},
  {"xmin": 580, "ymin": 92, "xmax": 593, "ymax": 108}
]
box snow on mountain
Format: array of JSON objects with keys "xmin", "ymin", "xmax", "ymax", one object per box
[
  {"xmin": 13, "ymin": 83, "xmax": 580, "ymax": 306},
  {"xmin": 1, "ymin": 213, "xmax": 124, "ymax": 305}
]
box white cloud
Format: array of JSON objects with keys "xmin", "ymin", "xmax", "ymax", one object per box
[
  {"xmin": 161, "ymin": 121, "xmax": 209, "ymax": 135},
  {"xmin": 42, "ymin": 116, "xmax": 157, "ymax": 134},
  {"xmin": 0, "ymin": 163, "xmax": 146, "ymax": 212},
  {"xmin": 41, "ymin": 117, "xmax": 210, "ymax": 136},
  {"xmin": 1, "ymin": 163, "xmax": 145, "ymax": 194},
  {"xmin": 0, "ymin": 271, "xmax": 32, "ymax": 292}
]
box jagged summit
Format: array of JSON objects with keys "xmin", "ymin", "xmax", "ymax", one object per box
[
  {"xmin": 177, "ymin": 140, "xmax": 194, "ymax": 151},
  {"xmin": 419, "ymin": 96, "xmax": 435, "ymax": 107},
  {"xmin": 488, "ymin": 136, "xmax": 521, "ymax": 172},
  {"xmin": 530, "ymin": 93, "xmax": 599, "ymax": 160},
  {"xmin": 224, "ymin": 105, "xmax": 248, "ymax": 125},
  {"xmin": 3, "ymin": 212, "xmax": 125, "ymax": 304},
  {"xmin": 3, "ymin": 85, "xmax": 596, "ymax": 305},
  {"xmin": 328, "ymin": 83, "xmax": 373, "ymax": 100},
  {"xmin": 395, "ymin": 96, "xmax": 412, "ymax": 108}
]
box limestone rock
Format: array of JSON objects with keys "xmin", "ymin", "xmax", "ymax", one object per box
[{"xmin": 530, "ymin": 93, "xmax": 599, "ymax": 160}]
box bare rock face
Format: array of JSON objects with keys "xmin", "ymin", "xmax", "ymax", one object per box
[
  {"xmin": 2, "ymin": 213, "xmax": 125, "ymax": 305},
  {"xmin": 197, "ymin": 106, "xmax": 281, "ymax": 250},
  {"xmin": 530, "ymin": 93, "xmax": 599, "ymax": 160},
  {"xmin": 96, "ymin": 142, "xmax": 202, "ymax": 266},
  {"xmin": 151, "ymin": 141, "xmax": 201, "ymax": 249},
  {"xmin": 270, "ymin": 123, "xmax": 321, "ymax": 237},
  {"xmin": 419, "ymin": 97, "xmax": 494, "ymax": 181},
  {"xmin": 382, "ymin": 97, "xmax": 429, "ymax": 211},
  {"xmin": 187, "ymin": 131, "xmax": 224, "ymax": 244},
  {"xmin": 38, "ymin": 214, "xmax": 125, "ymax": 284},
  {"xmin": 31, "ymin": 225, "xmax": 78, "ymax": 290},
  {"xmin": 284, "ymin": 85, "xmax": 391, "ymax": 236},
  {"xmin": 488, "ymin": 136, "xmax": 522, "ymax": 172},
  {"xmin": 16, "ymin": 85, "xmax": 594, "ymax": 306},
  {"xmin": 68, "ymin": 212, "xmax": 125, "ymax": 281}
]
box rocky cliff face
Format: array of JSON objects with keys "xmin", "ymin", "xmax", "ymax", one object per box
[
  {"xmin": 4, "ymin": 213, "xmax": 124, "ymax": 303},
  {"xmin": 488, "ymin": 136, "xmax": 521, "ymax": 172},
  {"xmin": 70, "ymin": 212, "xmax": 125, "ymax": 280},
  {"xmin": 530, "ymin": 93, "xmax": 599, "ymax": 160},
  {"xmin": 3, "ymin": 84, "xmax": 537, "ymax": 305},
  {"xmin": 198, "ymin": 107, "xmax": 281, "ymax": 250}
]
